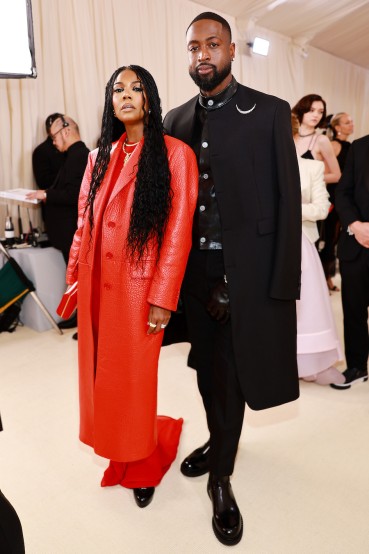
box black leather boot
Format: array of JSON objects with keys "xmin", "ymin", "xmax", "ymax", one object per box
[
  {"xmin": 133, "ymin": 487, "xmax": 155, "ymax": 508},
  {"xmin": 207, "ymin": 474, "xmax": 243, "ymax": 546},
  {"xmin": 180, "ymin": 439, "xmax": 210, "ymax": 477}
]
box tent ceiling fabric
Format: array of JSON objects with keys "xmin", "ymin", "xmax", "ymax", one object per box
[{"xmin": 195, "ymin": 0, "xmax": 369, "ymax": 68}]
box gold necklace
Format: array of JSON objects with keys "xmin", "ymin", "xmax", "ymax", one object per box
[{"xmin": 122, "ymin": 140, "xmax": 139, "ymax": 164}]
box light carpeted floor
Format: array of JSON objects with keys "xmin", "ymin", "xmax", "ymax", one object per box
[{"xmin": 1, "ymin": 278, "xmax": 368, "ymax": 554}]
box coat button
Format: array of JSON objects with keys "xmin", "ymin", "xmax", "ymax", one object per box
[
  {"xmin": 202, "ymin": 141, "xmax": 208, "ymax": 148},
  {"xmin": 200, "ymin": 237, "xmax": 206, "ymax": 244},
  {"xmin": 208, "ymin": 99, "xmax": 214, "ymax": 106},
  {"xmin": 106, "ymin": 252, "xmax": 113, "ymax": 259},
  {"xmin": 199, "ymin": 205, "xmax": 206, "ymax": 212},
  {"xmin": 203, "ymin": 173, "xmax": 209, "ymax": 179},
  {"xmin": 108, "ymin": 221, "xmax": 115, "ymax": 228}
]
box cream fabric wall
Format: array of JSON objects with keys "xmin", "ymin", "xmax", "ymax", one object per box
[
  {"xmin": 0, "ymin": 0, "xmax": 368, "ymax": 230},
  {"xmin": 237, "ymin": 23, "xmax": 369, "ymax": 140}
]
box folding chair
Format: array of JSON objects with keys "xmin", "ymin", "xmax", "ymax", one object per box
[{"xmin": 0, "ymin": 243, "xmax": 62, "ymax": 334}]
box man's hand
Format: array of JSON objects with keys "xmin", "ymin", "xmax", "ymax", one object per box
[
  {"xmin": 206, "ymin": 279, "xmax": 230, "ymax": 324},
  {"xmin": 147, "ymin": 305, "xmax": 171, "ymax": 334},
  {"xmin": 26, "ymin": 190, "xmax": 47, "ymax": 201},
  {"xmin": 350, "ymin": 221, "xmax": 369, "ymax": 248}
]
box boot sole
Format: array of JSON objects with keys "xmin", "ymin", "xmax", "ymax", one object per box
[
  {"xmin": 212, "ymin": 515, "xmax": 243, "ymax": 546},
  {"xmin": 331, "ymin": 376, "xmax": 368, "ymax": 390},
  {"xmin": 180, "ymin": 465, "xmax": 209, "ymax": 477}
]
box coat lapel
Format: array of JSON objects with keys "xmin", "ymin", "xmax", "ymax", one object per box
[
  {"xmin": 106, "ymin": 133, "xmax": 143, "ymax": 207},
  {"xmin": 90, "ymin": 132, "xmax": 143, "ymax": 216},
  {"xmin": 177, "ymin": 97, "xmax": 197, "ymax": 144},
  {"xmin": 165, "ymin": 96, "xmax": 198, "ymax": 144}
]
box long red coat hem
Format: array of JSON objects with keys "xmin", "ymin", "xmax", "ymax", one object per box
[{"xmin": 100, "ymin": 416, "xmax": 183, "ymax": 488}]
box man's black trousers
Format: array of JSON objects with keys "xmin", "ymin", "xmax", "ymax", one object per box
[{"xmin": 182, "ymin": 249, "xmax": 245, "ymax": 477}]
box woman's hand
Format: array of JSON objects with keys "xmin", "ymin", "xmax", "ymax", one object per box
[{"xmin": 147, "ymin": 304, "xmax": 171, "ymax": 335}]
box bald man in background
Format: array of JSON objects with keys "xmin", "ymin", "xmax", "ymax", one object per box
[
  {"xmin": 28, "ymin": 115, "xmax": 89, "ymax": 264},
  {"xmin": 27, "ymin": 116, "xmax": 89, "ymax": 333}
]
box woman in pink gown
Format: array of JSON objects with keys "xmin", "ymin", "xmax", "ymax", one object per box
[{"xmin": 296, "ymin": 154, "xmax": 344, "ymax": 385}]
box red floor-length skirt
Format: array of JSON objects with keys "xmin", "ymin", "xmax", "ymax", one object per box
[{"xmin": 101, "ymin": 416, "xmax": 183, "ymax": 488}]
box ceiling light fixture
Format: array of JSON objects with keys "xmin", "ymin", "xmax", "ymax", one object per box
[{"xmin": 247, "ymin": 37, "xmax": 270, "ymax": 56}]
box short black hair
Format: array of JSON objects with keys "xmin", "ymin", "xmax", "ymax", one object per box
[
  {"xmin": 45, "ymin": 113, "xmax": 64, "ymax": 133},
  {"xmin": 187, "ymin": 12, "xmax": 232, "ymax": 41}
]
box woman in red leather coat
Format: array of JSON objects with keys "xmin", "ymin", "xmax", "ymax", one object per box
[{"xmin": 66, "ymin": 65, "xmax": 198, "ymax": 508}]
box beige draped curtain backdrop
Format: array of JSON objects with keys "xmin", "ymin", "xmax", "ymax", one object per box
[{"xmin": 1, "ymin": 0, "xmax": 369, "ymax": 229}]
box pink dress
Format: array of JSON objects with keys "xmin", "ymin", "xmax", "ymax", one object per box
[
  {"xmin": 296, "ymin": 157, "xmax": 343, "ymax": 384},
  {"xmin": 297, "ymin": 232, "xmax": 343, "ymax": 378}
]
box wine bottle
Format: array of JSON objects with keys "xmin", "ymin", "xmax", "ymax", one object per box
[
  {"xmin": 18, "ymin": 205, "xmax": 24, "ymax": 241},
  {"xmin": 5, "ymin": 207, "xmax": 15, "ymax": 246}
]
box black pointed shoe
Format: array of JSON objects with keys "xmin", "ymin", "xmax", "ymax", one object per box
[
  {"xmin": 207, "ymin": 475, "xmax": 243, "ymax": 546},
  {"xmin": 133, "ymin": 487, "xmax": 155, "ymax": 508},
  {"xmin": 180, "ymin": 440, "xmax": 210, "ymax": 477}
]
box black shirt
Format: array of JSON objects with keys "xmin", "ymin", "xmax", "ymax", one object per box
[{"xmin": 190, "ymin": 77, "xmax": 238, "ymax": 250}]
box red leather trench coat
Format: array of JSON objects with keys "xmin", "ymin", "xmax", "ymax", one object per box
[{"xmin": 66, "ymin": 134, "xmax": 198, "ymax": 462}]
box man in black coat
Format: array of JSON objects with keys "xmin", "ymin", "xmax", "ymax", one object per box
[
  {"xmin": 331, "ymin": 135, "xmax": 369, "ymax": 390},
  {"xmin": 27, "ymin": 115, "xmax": 89, "ymax": 264},
  {"xmin": 164, "ymin": 12, "xmax": 301, "ymax": 546},
  {"xmin": 32, "ymin": 113, "xmax": 65, "ymax": 224},
  {"xmin": 32, "ymin": 113, "xmax": 65, "ymax": 190},
  {"xmin": 27, "ymin": 116, "xmax": 89, "ymax": 333}
]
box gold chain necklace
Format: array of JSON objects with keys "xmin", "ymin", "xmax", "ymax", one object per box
[{"xmin": 122, "ymin": 140, "xmax": 139, "ymax": 164}]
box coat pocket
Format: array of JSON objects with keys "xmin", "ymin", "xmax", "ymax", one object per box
[{"xmin": 130, "ymin": 259, "xmax": 156, "ymax": 279}]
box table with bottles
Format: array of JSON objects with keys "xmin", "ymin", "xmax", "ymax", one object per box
[{"xmin": 1, "ymin": 195, "xmax": 67, "ymax": 332}]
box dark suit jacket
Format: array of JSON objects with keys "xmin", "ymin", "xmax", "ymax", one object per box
[
  {"xmin": 32, "ymin": 136, "xmax": 65, "ymax": 189},
  {"xmin": 45, "ymin": 141, "xmax": 89, "ymax": 254},
  {"xmin": 335, "ymin": 135, "xmax": 369, "ymax": 261},
  {"xmin": 164, "ymin": 83, "xmax": 301, "ymax": 410}
]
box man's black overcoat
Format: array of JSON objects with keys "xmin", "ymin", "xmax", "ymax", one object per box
[{"xmin": 164, "ymin": 83, "xmax": 301, "ymax": 410}]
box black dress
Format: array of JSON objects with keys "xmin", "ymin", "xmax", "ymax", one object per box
[{"xmin": 319, "ymin": 140, "xmax": 351, "ymax": 280}]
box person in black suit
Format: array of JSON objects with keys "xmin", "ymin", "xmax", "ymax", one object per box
[
  {"xmin": 27, "ymin": 116, "xmax": 89, "ymax": 333},
  {"xmin": 331, "ymin": 135, "xmax": 369, "ymax": 390},
  {"xmin": 28, "ymin": 115, "xmax": 89, "ymax": 264},
  {"xmin": 32, "ymin": 113, "xmax": 66, "ymax": 224},
  {"xmin": 0, "ymin": 414, "xmax": 25, "ymax": 553},
  {"xmin": 32, "ymin": 113, "xmax": 65, "ymax": 190},
  {"xmin": 164, "ymin": 12, "xmax": 301, "ymax": 546}
]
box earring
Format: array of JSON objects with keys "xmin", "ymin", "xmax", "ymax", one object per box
[{"xmin": 113, "ymin": 109, "xmax": 117, "ymax": 117}]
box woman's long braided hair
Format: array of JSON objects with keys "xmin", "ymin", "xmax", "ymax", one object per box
[{"xmin": 86, "ymin": 65, "xmax": 172, "ymax": 263}]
